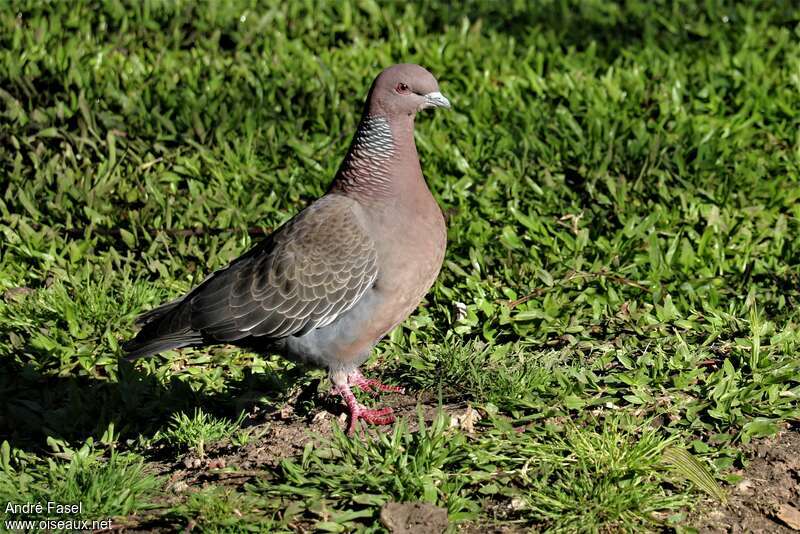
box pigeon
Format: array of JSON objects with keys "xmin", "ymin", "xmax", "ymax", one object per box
[{"xmin": 123, "ymin": 64, "xmax": 450, "ymax": 435}]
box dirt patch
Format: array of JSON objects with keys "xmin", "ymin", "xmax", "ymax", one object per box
[
  {"xmin": 693, "ymin": 427, "xmax": 800, "ymax": 533},
  {"xmin": 152, "ymin": 391, "xmax": 468, "ymax": 494},
  {"xmin": 219, "ymin": 390, "xmax": 468, "ymax": 469},
  {"xmin": 379, "ymin": 501, "xmax": 448, "ymax": 534},
  {"xmin": 131, "ymin": 399, "xmax": 800, "ymax": 532}
]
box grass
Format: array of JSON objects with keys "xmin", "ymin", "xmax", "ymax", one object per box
[
  {"xmin": 159, "ymin": 408, "xmax": 247, "ymax": 457},
  {"xmin": 259, "ymin": 413, "xmax": 695, "ymax": 531},
  {"xmin": 0, "ymin": 439, "xmax": 159, "ymax": 523},
  {"xmin": 1, "ymin": 0, "xmax": 799, "ymax": 531}
]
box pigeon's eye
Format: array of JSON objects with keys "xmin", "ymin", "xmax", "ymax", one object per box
[{"xmin": 396, "ymin": 82, "xmax": 410, "ymax": 94}]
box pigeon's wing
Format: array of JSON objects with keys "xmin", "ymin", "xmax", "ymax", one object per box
[{"xmin": 187, "ymin": 195, "xmax": 378, "ymax": 342}]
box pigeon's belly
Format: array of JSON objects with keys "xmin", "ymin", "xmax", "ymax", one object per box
[
  {"xmin": 277, "ymin": 288, "xmax": 389, "ymax": 370},
  {"xmin": 279, "ymin": 202, "xmax": 446, "ymax": 372}
]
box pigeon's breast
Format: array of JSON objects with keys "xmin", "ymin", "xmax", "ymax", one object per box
[
  {"xmin": 278, "ymin": 194, "xmax": 446, "ymax": 372},
  {"xmin": 367, "ymin": 191, "xmax": 447, "ymax": 337}
]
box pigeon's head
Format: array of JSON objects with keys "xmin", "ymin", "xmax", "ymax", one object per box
[{"xmin": 367, "ymin": 64, "xmax": 451, "ymax": 118}]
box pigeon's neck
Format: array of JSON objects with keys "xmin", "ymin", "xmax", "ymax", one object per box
[{"xmin": 330, "ymin": 114, "xmax": 421, "ymax": 200}]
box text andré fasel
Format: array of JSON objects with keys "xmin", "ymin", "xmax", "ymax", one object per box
[{"xmin": 5, "ymin": 501, "xmax": 83, "ymax": 515}]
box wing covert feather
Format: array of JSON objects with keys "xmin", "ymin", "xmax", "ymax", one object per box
[{"xmin": 188, "ymin": 196, "xmax": 378, "ymax": 342}]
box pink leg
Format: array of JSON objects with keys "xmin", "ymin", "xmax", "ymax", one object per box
[
  {"xmin": 347, "ymin": 370, "xmax": 405, "ymax": 395},
  {"xmin": 332, "ymin": 383, "xmax": 396, "ymax": 435}
]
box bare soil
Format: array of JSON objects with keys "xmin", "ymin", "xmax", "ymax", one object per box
[
  {"xmin": 130, "ymin": 395, "xmax": 800, "ymax": 533},
  {"xmin": 692, "ymin": 427, "xmax": 800, "ymax": 533},
  {"xmin": 151, "ymin": 391, "xmax": 468, "ymax": 495}
]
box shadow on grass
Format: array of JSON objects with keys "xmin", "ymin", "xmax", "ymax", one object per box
[
  {"xmin": 426, "ymin": 1, "xmax": 697, "ymax": 58},
  {"xmin": 0, "ymin": 355, "xmax": 308, "ymax": 455}
]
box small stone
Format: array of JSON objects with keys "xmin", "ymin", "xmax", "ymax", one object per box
[
  {"xmin": 735, "ymin": 479, "xmax": 753, "ymax": 493},
  {"xmin": 380, "ymin": 502, "xmax": 448, "ymax": 534},
  {"xmin": 775, "ymin": 504, "xmax": 800, "ymax": 531},
  {"xmin": 509, "ymin": 497, "xmax": 527, "ymax": 511},
  {"xmin": 3, "ymin": 287, "xmax": 33, "ymax": 302},
  {"xmin": 312, "ymin": 411, "xmax": 329, "ymax": 424}
]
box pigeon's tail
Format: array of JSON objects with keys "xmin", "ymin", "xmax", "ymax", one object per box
[
  {"xmin": 123, "ymin": 332, "xmax": 203, "ymax": 360},
  {"xmin": 122, "ymin": 299, "xmax": 204, "ymax": 360}
]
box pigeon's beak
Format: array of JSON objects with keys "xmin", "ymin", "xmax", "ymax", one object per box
[{"xmin": 422, "ymin": 91, "xmax": 451, "ymax": 110}]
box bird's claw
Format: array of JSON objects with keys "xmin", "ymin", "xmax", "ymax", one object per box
[
  {"xmin": 347, "ymin": 371, "xmax": 405, "ymax": 396},
  {"xmin": 346, "ymin": 405, "xmax": 395, "ymax": 435},
  {"xmin": 332, "ymin": 380, "xmax": 398, "ymax": 436}
]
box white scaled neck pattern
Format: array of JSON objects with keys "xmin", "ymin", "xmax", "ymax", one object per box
[
  {"xmin": 334, "ymin": 115, "xmax": 397, "ymax": 197},
  {"xmin": 351, "ymin": 115, "xmax": 394, "ymax": 161}
]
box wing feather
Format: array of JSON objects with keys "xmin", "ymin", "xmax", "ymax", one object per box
[{"xmin": 186, "ymin": 195, "xmax": 378, "ymax": 342}]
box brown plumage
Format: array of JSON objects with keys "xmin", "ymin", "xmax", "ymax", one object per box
[{"xmin": 123, "ymin": 64, "xmax": 450, "ymax": 434}]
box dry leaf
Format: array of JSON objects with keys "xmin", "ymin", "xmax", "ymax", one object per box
[{"xmin": 450, "ymin": 405, "xmax": 481, "ymax": 434}]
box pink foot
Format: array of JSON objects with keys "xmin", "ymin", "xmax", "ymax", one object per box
[
  {"xmin": 347, "ymin": 370, "xmax": 405, "ymax": 395},
  {"xmin": 332, "ymin": 383, "xmax": 396, "ymax": 435}
]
